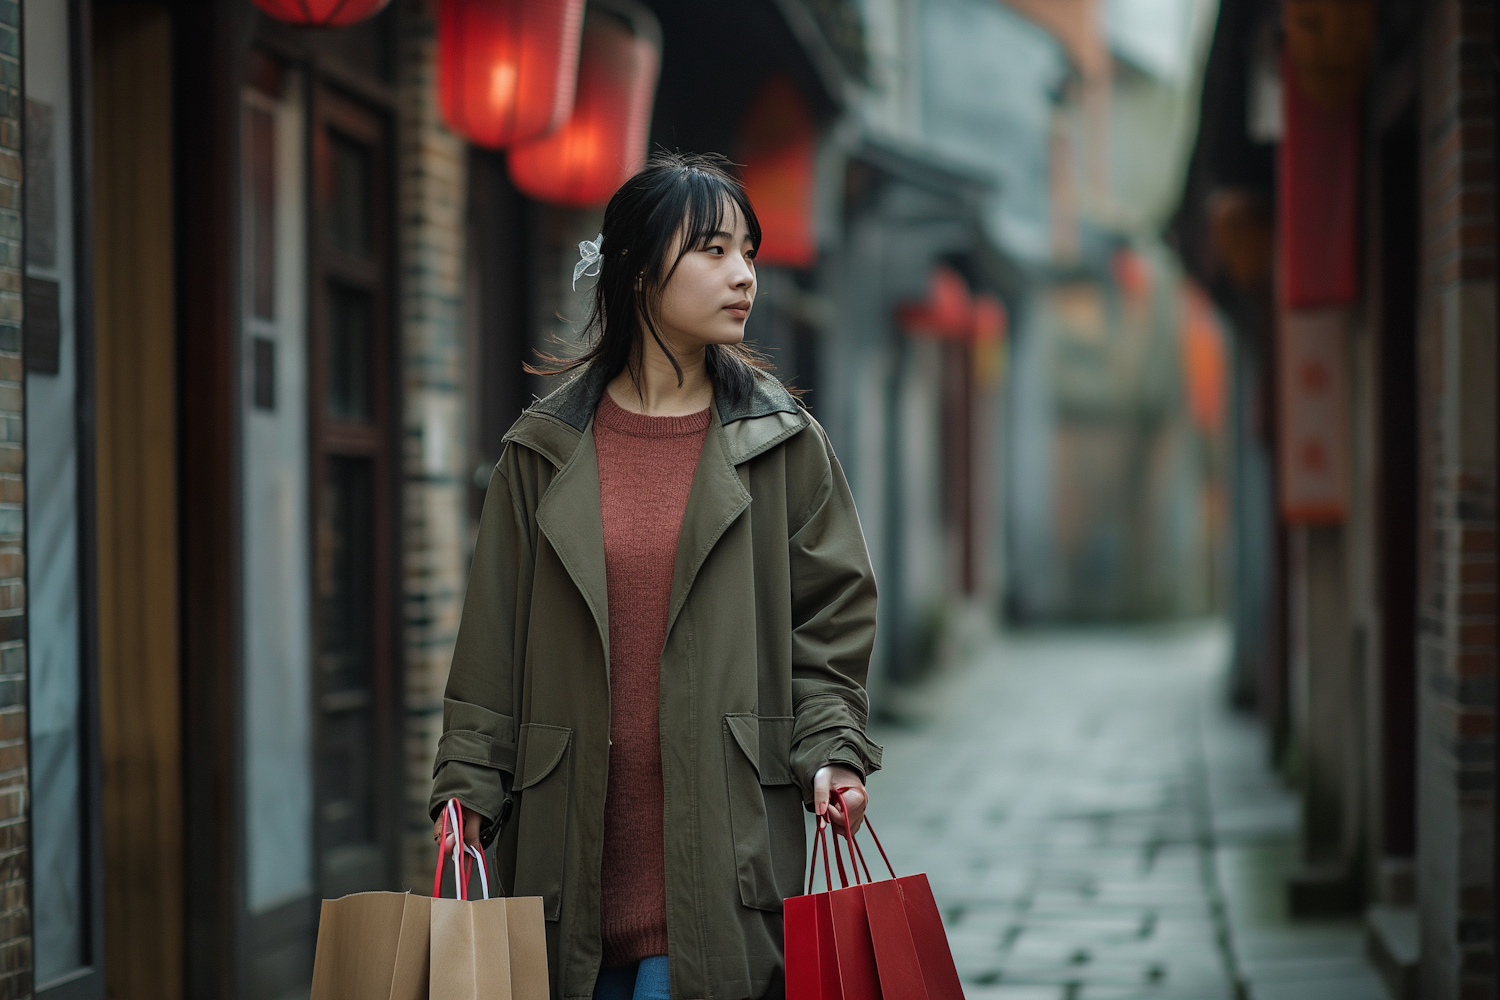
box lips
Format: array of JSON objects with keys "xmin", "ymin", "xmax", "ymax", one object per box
[{"xmin": 724, "ymin": 301, "xmax": 751, "ymax": 319}]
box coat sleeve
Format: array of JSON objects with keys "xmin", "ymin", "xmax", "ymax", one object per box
[
  {"xmin": 429, "ymin": 453, "xmax": 532, "ymax": 844},
  {"xmin": 787, "ymin": 423, "xmax": 883, "ymax": 805}
]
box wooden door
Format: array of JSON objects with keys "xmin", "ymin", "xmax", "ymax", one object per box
[{"xmin": 308, "ymin": 82, "xmax": 397, "ymax": 904}]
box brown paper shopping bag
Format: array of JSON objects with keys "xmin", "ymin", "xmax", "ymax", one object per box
[
  {"xmin": 429, "ymin": 799, "xmax": 550, "ymax": 1000},
  {"xmin": 309, "ymin": 890, "xmax": 431, "ymax": 1000}
]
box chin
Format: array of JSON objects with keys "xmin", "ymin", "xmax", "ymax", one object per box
[{"xmin": 700, "ymin": 323, "xmax": 748, "ymax": 347}]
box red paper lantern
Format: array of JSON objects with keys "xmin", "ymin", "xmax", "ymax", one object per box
[
  {"xmin": 508, "ymin": 8, "xmax": 659, "ymax": 208},
  {"xmin": 438, "ymin": 0, "xmax": 587, "ymax": 149},
  {"xmin": 898, "ymin": 266, "xmax": 975, "ymax": 340},
  {"xmin": 972, "ymin": 294, "xmax": 1007, "ymax": 346},
  {"xmin": 738, "ymin": 76, "xmax": 817, "ymax": 268},
  {"xmin": 250, "ymin": 0, "xmax": 392, "ymax": 27}
]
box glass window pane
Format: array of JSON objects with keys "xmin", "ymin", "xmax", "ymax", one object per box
[
  {"xmin": 327, "ymin": 283, "xmax": 372, "ymax": 422},
  {"xmin": 247, "ymin": 106, "xmax": 276, "ymax": 320},
  {"xmin": 328, "ymin": 134, "xmax": 370, "ymax": 256},
  {"xmin": 25, "ymin": 2, "xmax": 87, "ymax": 984},
  {"xmin": 242, "ymin": 69, "xmax": 314, "ymax": 916}
]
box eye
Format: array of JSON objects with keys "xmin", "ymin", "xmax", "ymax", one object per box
[{"xmin": 705, "ymin": 244, "xmax": 725, "ymax": 255}]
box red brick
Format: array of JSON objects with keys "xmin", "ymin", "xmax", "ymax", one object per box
[
  {"xmin": 1461, "ymin": 528, "xmax": 1495, "ymax": 554},
  {"xmin": 1454, "ymin": 710, "xmax": 1494, "ymax": 738},
  {"xmin": 1459, "ymin": 560, "xmax": 1495, "ymax": 585},
  {"xmin": 1461, "ymin": 978, "xmax": 1495, "ymax": 1000},
  {"xmin": 1462, "ymin": 942, "xmax": 1496, "ymax": 971},
  {"xmin": 0, "ymin": 795, "xmax": 22, "ymax": 825},
  {"xmin": 1459, "ymin": 591, "xmax": 1497, "ymax": 615},
  {"xmin": 1456, "ymin": 652, "xmax": 1495, "ymax": 677},
  {"xmin": 0, "ymin": 748, "xmax": 27, "ymax": 778},
  {"xmin": 1459, "ymin": 622, "xmax": 1496, "ymax": 647}
]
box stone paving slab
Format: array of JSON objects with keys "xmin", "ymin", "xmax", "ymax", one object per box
[{"xmin": 858, "ymin": 624, "xmax": 1388, "ymax": 1000}]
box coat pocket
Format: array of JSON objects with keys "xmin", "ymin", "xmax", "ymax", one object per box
[
  {"xmin": 512, "ymin": 723, "xmax": 572, "ymax": 921},
  {"xmin": 723, "ymin": 713, "xmax": 796, "ymax": 912}
]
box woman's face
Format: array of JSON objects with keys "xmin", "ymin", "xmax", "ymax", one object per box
[{"xmin": 652, "ymin": 200, "xmax": 757, "ymax": 352}]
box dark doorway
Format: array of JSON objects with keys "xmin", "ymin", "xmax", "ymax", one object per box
[
  {"xmin": 1376, "ymin": 113, "xmax": 1419, "ymax": 876},
  {"xmin": 466, "ymin": 148, "xmax": 534, "ymax": 520}
]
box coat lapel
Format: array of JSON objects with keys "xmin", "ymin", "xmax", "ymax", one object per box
[
  {"xmin": 666, "ymin": 402, "xmax": 753, "ymax": 639},
  {"xmin": 519, "ymin": 366, "xmax": 808, "ymax": 662},
  {"xmin": 535, "ymin": 424, "xmax": 612, "ymax": 670}
]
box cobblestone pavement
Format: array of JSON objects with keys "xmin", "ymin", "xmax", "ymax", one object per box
[{"xmin": 861, "ymin": 624, "xmax": 1388, "ymax": 1000}]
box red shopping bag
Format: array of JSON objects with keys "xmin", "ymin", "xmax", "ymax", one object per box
[{"xmin": 785, "ymin": 789, "xmax": 965, "ymax": 1000}]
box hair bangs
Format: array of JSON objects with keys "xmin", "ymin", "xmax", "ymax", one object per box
[
  {"xmin": 660, "ymin": 169, "xmax": 763, "ymax": 285},
  {"xmin": 532, "ymin": 151, "xmax": 786, "ymax": 409}
]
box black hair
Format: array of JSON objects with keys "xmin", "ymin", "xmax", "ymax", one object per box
[{"xmin": 536, "ymin": 150, "xmax": 774, "ymax": 406}]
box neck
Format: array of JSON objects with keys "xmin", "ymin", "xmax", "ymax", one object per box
[{"xmin": 607, "ymin": 332, "xmax": 713, "ymax": 417}]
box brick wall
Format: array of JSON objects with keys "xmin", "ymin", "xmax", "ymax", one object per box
[
  {"xmin": 0, "ymin": 0, "xmax": 26, "ymax": 994},
  {"xmin": 395, "ymin": 0, "xmax": 471, "ymax": 891},
  {"xmin": 1417, "ymin": 1, "xmax": 1497, "ymax": 997}
]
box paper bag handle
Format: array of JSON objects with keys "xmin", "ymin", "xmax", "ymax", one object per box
[
  {"xmin": 433, "ymin": 798, "xmax": 491, "ymax": 900},
  {"xmin": 804, "ymin": 787, "xmax": 899, "ymax": 895}
]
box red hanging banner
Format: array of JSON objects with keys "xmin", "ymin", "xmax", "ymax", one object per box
[
  {"xmin": 1278, "ymin": 308, "xmax": 1349, "ymax": 522},
  {"xmin": 1277, "ymin": 51, "xmax": 1359, "ymax": 308}
]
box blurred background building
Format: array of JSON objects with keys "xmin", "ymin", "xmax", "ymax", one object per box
[{"xmin": 3, "ymin": 0, "xmax": 1494, "ymax": 998}]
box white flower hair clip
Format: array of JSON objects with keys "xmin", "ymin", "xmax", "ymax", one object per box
[{"xmin": 573, "ymin": 234, "xmax": 604, "ymax": 289}]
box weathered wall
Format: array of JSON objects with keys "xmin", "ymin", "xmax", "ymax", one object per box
[
  {"xmin": 1416, "ymin": 1, "xmax": 1497, "ymax": 996},
  {"xmin": 396, "ymin": 0, "xmax": 470, "ymax": 891},
  {"xmin": 0, "ymin": 1, "xmax": 24, "ymax": 993}
]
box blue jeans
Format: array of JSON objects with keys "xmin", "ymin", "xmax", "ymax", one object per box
[{"xmin": 593, "ymin": 955, "xmax": 670, "ymax": 1000}]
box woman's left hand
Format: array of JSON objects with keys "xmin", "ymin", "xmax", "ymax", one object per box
[{"xmin": 814, "ymin": 765, "xmax": 868, "ymax": 835}]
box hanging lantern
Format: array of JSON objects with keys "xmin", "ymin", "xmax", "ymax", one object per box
[
  {"xmin": 507, "ymin": 6, "xmax": 660, "ymax": 208},
  {"xmin": 438, "ymin": 0, "xmax": 587, "ymax": 149},
  {"xmin": 897, "ymin": 266, "xmax": 974, "ymax": 340},
  {"xmin": 737, "ymin": 75, "xmax": 817, "ymax": 268},
  {"xmin": 972, "ymin": 293, "xmax": 1009, "ymax": 387},
  {"xmin": 250, "ymin": 0, "xmax": 393, "ymax": 27}
]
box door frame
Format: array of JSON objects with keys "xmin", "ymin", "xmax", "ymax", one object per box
[
  {"xmin": 177, "ymin": 4, "xmax": 403, "ymax": 995},
  {"xmin": 27, "ymin": 0, "xmax": 108, "ymax": 995}
]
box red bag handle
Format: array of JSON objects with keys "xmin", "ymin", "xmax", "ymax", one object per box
[
  {"xmin": 433, "ymin": 798, "xmax": 491, "ymax": 900},
  {"xmin": 831, "ymin": 786, "xmax": 896, "ymax": 880},
  {"xmin": 807, "ymin": 814, "xmax": 835, "ymax": 895},
  {"xmin": 805, "ymin": 786, "xmax": 900, "ymax": 894}
]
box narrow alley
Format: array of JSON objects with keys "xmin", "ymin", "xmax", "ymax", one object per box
[
  {"xmin": 871, "ymin": 627, "xmax": 1389, "ymax": 1000},
  {"xmin": 8, "ymin": 0, "xmax": 1494, "ymax": 996}
]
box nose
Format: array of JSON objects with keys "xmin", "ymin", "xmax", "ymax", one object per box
[{"xmin": 730, "ymin": 252, "xmax": 755, "ymax": 291}]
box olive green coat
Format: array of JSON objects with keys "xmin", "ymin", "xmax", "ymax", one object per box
[{"xmin": 429, "ymin": 365, "xmax": 882, "ymax": 1000}]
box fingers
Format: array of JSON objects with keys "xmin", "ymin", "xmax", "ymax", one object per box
[
  {"xmin": 433, "ymin": 808, "xmax": 484, "ymax": 850},
  {"xmin": 813, "ymin": 767, "xmax": 831, "ymax": 818},
  {"xmin": 825, "ymin": 783, "xmax": 867, "ymax": 833},
  {"xmin": 841, "ymin": 786, "xmax": 867, "ymax": 834}
]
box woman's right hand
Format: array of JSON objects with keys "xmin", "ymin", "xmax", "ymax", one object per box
[{"xmin": 433, "ymin": 811, "xmax": 482, "ymax": 853}]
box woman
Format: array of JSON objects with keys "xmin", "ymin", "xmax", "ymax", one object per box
[{"xmin": 429, "ymin": 152, "xmax": 881, "ymax": 1000}]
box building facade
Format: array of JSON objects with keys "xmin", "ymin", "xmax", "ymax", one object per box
[
  {"xmin": 1182, "ymin": 0, "xmax": 1498, "ymax": 996},
  {"xmin": 9, "ymin": 0, "xmax": 1012, "ymax": 996}
]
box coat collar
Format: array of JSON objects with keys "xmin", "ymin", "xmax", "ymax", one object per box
[
  {"xmin": 513, "ymin": 364, "xmax": 809, "ymax": 670},
  {"xmin": 505, "ymin": 363, "xmax": 809, "ymax": 469}
]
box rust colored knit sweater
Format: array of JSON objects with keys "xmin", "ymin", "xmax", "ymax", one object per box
[{"xmin": 593, "ymin": 392, "xmax": 710, "ymax": 967}]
